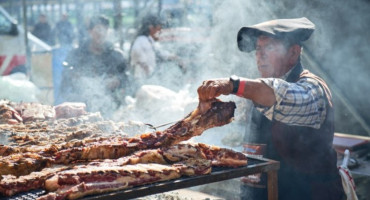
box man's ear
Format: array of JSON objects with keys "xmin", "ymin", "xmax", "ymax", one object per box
[{"xmin": 289, "ymin": 44, "xmax": 301, "ymax": 64}]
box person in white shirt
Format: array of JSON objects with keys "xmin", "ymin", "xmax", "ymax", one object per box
[
  {"xmin": 130, "ymin": 14, "xmax": 163, "ymax": 80},
  {"xmin": 129, "ymin": 14, "xmax": 185, "ymax": 91}
]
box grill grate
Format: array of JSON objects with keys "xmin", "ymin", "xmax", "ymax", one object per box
[
  {"xmin": 0, "ymin": 156, "xmax": 279, "ymax": 200},
  {"xmin": 0, "ymin": 190, "xmax": 46, "ymax": 200}
]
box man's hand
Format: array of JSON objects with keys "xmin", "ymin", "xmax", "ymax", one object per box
[{"xmin": 197, "ymin": 78, "xmax": 233, "ymax": 101}]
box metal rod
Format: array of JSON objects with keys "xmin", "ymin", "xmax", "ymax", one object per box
[{"xmin": 22, "ymin": 0, "xmax": 31, "ymax": 77}]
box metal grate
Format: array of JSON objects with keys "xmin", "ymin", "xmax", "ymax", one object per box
[
  {"xmin": 0, "ymin": 190, "xmax": 46, "ymax": 200},
  {"xmin": 0, "ymin": 156, "xmax": 279, "ymax": 200}
]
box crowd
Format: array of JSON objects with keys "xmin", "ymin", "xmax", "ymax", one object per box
[{"xmin": 32, "ymin": 13, "xmax": 185, "ymax": 118}]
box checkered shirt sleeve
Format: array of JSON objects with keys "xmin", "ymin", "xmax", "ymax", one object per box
[{"xmin": 255, "ymin": 77, "xmax": 327, "ymax": 129}]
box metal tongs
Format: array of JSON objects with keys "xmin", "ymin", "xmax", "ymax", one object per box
[
  {"xmin": 145, "ymin": 120, "xmax": 178, "ymax": 131},
  {"xmin": 144, "ymin": 101, "xmax": 209, "ymax": 132}
]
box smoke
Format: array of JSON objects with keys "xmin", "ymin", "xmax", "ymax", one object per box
[
  {"xmin": 112, "ymin": 0, "xmax": 370, "ymax": 145},
  {"xmin": 113, "ymin": 0, "xmax": 281, "ymax": 147},
  {"xmin": 264, "ymin": 0, "xmax": 370, "ymax": 133}
]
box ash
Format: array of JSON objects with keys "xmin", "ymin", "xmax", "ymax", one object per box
[{"xmin": 134, "ymin": 189, "xmax": 225, "ymax": 200}]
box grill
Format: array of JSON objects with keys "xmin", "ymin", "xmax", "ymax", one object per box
[{"xmin": 0, "ymin": 156, "xmax": 279, "ymax": 200}]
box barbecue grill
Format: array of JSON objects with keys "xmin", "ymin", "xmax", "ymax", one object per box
[{"xmin": 0, "ymin": 156, "xmax": 280, "ymax": 200}]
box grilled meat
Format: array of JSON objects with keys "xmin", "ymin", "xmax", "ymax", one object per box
[
  {"xmin": 54, "ymin": 101, "xmax": 235, "ymax": 164},
  {"xmin": 0, "ymin": 153, "xmax": 53, "ymax": 177}
]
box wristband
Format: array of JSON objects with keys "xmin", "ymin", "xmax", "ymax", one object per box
[
  {"xmin": 236, "ymin": 80, "xmax": 246, "ymax": 96},
  {"xmin": 229, "ymin": 75, "xmax": 240, "ymax": 94}
]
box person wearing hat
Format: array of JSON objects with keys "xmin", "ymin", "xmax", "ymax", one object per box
[{"xmin": 197, "ymin": 18, "xmax": 345, "ymax": 200}]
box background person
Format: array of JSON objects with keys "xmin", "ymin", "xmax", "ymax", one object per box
[
  {"xmin": 58, "ymin": 15, "xmax": 128, "ymax": 118},
  {"xmin": 54, "ymin": 13, "xmax": 75, "ymax": 47},
  {"xmin": 32, "ymin": 14, "xmax": 54, "ymax": 46},
  {"xmin": 129, "ymin": 14, "xmax": 185, "ymax": 90},
  {"xmin": 197, "ymin": 17, "xmax": 345, "ymax": 200}
]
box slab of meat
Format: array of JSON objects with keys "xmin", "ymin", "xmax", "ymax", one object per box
[
  {"xmin": 0, "ymin": 153, "xmax": 53, "ymax": 177},
  {"xmin": 0, "ymin": 142, "xmax": 245, "ymax": 197},
  {"xmin": 196, "ymin": 143, "xmax": 248, "ymax": 167},
  {"xmin": 13, "ymin": 102, "xmax": 55, "ymax": 122},
  {"xmin": 54, "ymin": 102, "xmax": 87, "ymax": 119},
  {"xmin": 0, "ymin": 145, "xmax": 20, "ymax": 157},
  {"xmin": 40, "ymin": 163, "xmax": 185, "ymax": 200},
  {"xmin": 54, "ymin": 100, "xmax": 236, "ymax": 164},
  {"xmin": 0, "ymin": 103, "xmax": 23, "ymax": 124},
  {"xmin": 0, "ymin": 166, "xmax": 68, "ymax": 196},
  {"xmin": 113, "ymin": 142, "xmax": 248, "ymax": 168},
  {"xmin": 54, "ymin": 139, "xmax": 137, "ymax": 165}
]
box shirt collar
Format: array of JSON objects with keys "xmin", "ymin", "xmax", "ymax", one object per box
[{"xmin": 280, "ymin": 67, "xmax": 294, "ymax": 80}]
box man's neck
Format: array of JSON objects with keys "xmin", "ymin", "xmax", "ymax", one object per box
[{"xmin": 281, "ymin": 62, "xmax": 299, "ymax": 80}]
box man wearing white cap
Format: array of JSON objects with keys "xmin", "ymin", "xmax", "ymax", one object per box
[{"xmin": 197, "ymin": 18, "xmax": 345, "ymax": 200}]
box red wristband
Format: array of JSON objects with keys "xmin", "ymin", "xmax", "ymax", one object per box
[{"xmin": 236, "ymin": 80, "xmax": 245, "ymax": 96}]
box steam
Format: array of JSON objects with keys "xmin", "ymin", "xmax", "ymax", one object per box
[
  {"xmin": 106, "ymin": 0, "xmax": 370, "ymax": 143},
  {"xmin": 112, "ymin": 0, "xmax": 277, "ymax": 147}
]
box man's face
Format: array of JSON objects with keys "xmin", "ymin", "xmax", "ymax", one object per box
[
  {"xmin": 255, "ymin": 36, "xmax": 291, "ymax": 78},
  {"xmin": 89, "ymin": 24, "xmax": 108, "ymax": 45}
]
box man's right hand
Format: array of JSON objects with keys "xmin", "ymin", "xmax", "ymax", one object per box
[{"xmin": 197, "ymin": 78, "xmax": 233, "ymax": 101}]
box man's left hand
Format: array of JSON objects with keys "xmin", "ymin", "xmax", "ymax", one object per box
[{"xmin": 197, "ymin": 78, "xmax": 233, "ymax": 101}]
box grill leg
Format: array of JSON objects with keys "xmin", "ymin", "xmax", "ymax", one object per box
[{"xmin": 267, "ymin": 170, "xmax": 278, "ymax": 200}]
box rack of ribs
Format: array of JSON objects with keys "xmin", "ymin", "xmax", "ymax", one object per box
[
  {"xmin": 0, "ymin": 142, "xmax": 247, "ymax": 197},
  {"xmin": 38, "ymin": 160, "xmax": 212, "ymax": 200},
  {"xmin": 54, "ymin": 100, "xmax": 236, "ymax": 164},
  {"xmin": 0, "ymin": 100, "xmax": 241, "ymax": 199}
]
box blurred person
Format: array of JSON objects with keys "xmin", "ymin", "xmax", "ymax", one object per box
[
  {"xmin": 77, "ymin": 17, "xmax": 90, "ymax": 46},
  {"xmin": 58, "ymin": 15, "xmax": 128, "ymax": 118},
  {"xmin": 113, "ymin": 13, "xmax": 124, "ymax": 49},
  {"xmin": 129, "ymin": 14, "xmax": 185, "ymax": 89},
  {"xmin": 52, "ymin": 13, "xmax": 75, "ymax": 104},
  {"xmin": 54, "ymin": 13, "xmax": 75, "ymax": 47},
  {"xmin": 197, "ymin": 18, "xmax": 345, "ymax": 200},
  {"xmin": 32, "ymin": 14, "xmax": 54, "ymax": 46}
]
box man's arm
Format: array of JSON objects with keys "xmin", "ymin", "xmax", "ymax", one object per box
[
  {"xmin": 255, "ymin": 77, "xmax": 327, "ymax": 129},
  {"xmin": 197, "ymin": 77, "xmax": 327, "ymax": 129},
  {"xmin": 197, "ymin": 78, "xmax": 276, "ymax": 106}
]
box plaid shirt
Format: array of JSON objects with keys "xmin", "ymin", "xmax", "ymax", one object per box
[{"xmin": 255, "ymin": 70, "xmax": 327, "ymax": 129}]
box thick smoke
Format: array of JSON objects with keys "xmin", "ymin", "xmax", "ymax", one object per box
[
  {"xmin": 113, "ymin": 1, "xmax": 280, "ymax": 146},
  {"xmin": 113, "ymin": 0, "xmax": 370, "ymax": 140}
]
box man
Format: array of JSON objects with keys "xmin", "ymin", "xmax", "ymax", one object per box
[
  {"xmin": 197, "ymin": 18, "xmax": 345, "ymax": 200},
  {"xmin": 32, "ymin": 14, "xmax": 54, "ymax": 46},
  {"xmin": 59, "ymin": 15, "xmax": 127, "ymax": 118},
  {"xmin": 54, "ymin": 13, "xmax": 75, "ymax": 47}
]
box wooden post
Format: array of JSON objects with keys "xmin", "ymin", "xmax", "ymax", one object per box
[{"xmin": 267, "ymin": 170, "xmax": 278, "ymax": 200}]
